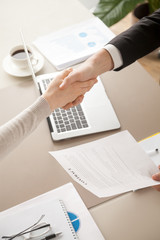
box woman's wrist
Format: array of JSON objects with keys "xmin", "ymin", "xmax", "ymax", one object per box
[{"xmin": 42, "ymin": 92, "xmax": 56, "ymax": 112}]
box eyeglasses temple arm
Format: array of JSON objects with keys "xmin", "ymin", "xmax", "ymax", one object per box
[{"xmin": 2, "ymin": 214, "xmax": 45, "ymax": 240}]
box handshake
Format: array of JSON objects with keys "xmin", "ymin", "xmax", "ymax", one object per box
[
  {"xmin": 43, "ymin": 48, "xmax": 113, "ymax": 111},
  {"xmin": 43, "ymin": 67, "xmax": 97, "ymax": 112}
]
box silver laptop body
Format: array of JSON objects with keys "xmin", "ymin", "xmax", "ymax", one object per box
[{"xmin": 21, "ymin": 32, "xmax": 120, "ymax": 141}]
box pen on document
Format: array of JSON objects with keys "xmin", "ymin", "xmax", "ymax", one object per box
[
  {"xmin": 41, "ymin": 232, "xmax": 62, "ymax": 240},
  {"xmin": 146, "ymin": 148, "xmax": 159, "ymax": 155}
]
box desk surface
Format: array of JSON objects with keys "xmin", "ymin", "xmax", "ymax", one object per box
[{"xmin": 0, "ymin": 1, "xmax": 160, "ymax": 240}]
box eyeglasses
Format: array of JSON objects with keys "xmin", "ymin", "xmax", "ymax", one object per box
[{"xmin": 2, "ymin": 215, "xmax": 52, "ymax": 240}]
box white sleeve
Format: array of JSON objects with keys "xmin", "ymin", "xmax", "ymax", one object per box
[
  {"xmin": 0, "ymin": 96, "xmax": 51, "ymax": 160},
  {"xmin": 103, "ymin": 44, "xmax": 123, "ymax": 70}
]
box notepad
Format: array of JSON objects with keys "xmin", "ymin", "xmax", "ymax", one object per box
[
  {"xmin": 0, "ymin": 199, "xmax": 78, "ymax": 240},
  {"xmin": 33, "ymin": 17, "xmax": 115, "ymax": 70}
]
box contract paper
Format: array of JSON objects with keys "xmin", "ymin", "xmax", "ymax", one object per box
[{"xmin": 50, "ymin": 131, "xmax": 159, "ymax": 197}]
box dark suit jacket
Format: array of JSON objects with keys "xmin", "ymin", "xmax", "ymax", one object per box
[{"xmin": 108, "ymin": 8, "xmax": 160, "ymax": 71}]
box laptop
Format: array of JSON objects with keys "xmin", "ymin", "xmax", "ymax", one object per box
[{"xmin": 20, "ymin": 31, "xmax": 120, "ymax": 141}]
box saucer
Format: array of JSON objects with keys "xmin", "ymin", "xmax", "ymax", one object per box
[{"xmin": 3, "ymin": 51, "xmax": 44, "ymax": 77}]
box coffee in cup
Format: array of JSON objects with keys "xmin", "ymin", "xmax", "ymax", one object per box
[
  {"xmin": 11, "ymin": 49, "xmax": 32, "ymax": 59},
  {"xmin": 10, "ymin": 45, "xmax": 38, "ymax": 69}
]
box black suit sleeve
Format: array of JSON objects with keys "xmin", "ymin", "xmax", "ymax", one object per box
[{"xmin": 107, "ymin": 8, "xmax": 160, "ymax": 71}]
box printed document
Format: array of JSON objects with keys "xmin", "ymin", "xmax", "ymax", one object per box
[
  {"xmin": 33, "ymin": 17, "xmax": 115, "ymax": 70},
  {"xmin": 50, "ymin": 131, "xmax": 159, "ymax": 197}
]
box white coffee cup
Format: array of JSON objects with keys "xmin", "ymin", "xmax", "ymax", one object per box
[{"xmin": 10, "ymin": 45, "xmax": 38, "ymax": 69}]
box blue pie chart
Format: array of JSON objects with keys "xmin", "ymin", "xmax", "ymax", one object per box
[
  {"xmin": 88, "ymin": 41, "xmax": 96, "ymax": 47},
  {"xmin": 67, "ymin": 212, "xmax": 80, "ymax": 232},
  {"xmin": 79, "ymin": 32, "xmax": 87, "ymax": 37}
]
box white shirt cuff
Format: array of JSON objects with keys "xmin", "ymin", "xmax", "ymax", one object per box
[{"xmin": 103, "ymin": 44, "xmax": 123, "ymax": 70}]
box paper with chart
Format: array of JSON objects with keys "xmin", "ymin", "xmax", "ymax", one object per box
[
  {"xmin": 33, "ymin": 17, "xmax": 115, "ymax": 70},
  {"xmin": 0, "ymin": 183, "xmax": 105, "ymax": 240},
  {"xmin": 0, "ymin": 199, "xmax": 78, "ymax": 240},
  {"xmin": 50, "ymin": 131, "xmax": 160, "ymax": 198}
]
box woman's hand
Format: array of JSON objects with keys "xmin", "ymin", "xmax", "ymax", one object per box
[{"xmin": 42, "ymin": 68, "xmax": 97, "ymax": 111}]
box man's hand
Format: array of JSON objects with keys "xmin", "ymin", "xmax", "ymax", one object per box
[
  {"xmin": 60, "ymin": 48, "xmax": 114, "ymax": 89},
  {"xmin": 60, "ymin": 49, "xmax": 114, "ymax": 109},
  {"xmin": 152, "ymin": 165, "xmax": 160, "ymax": 191}
]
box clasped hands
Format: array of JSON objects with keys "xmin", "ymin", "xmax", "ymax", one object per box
[{"xmin": 43, "ymin": 68, "xmax": 97, "ymax": 112}]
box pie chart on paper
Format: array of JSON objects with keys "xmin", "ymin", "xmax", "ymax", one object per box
[{"xmin": 67, "ymin": 212, "xmax": 80, "ymax": 232}]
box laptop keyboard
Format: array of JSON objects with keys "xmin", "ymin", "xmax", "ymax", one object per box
[{"xmin": 42, "ymin": 79, "xmax": 89, "ymax": 133}]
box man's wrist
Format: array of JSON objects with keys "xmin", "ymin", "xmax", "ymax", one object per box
[
  {"xmin": 88, "ymin": 48, "xmax": 114, "ymax": 76},
  {"xmin": 104, "ymin": 44, "xmax": 123, "ymax": 70}
]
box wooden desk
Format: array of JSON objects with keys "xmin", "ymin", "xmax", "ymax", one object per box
[{"xmin": 0, "ymin": 1, "xmax": 160, "ymax": 240}]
